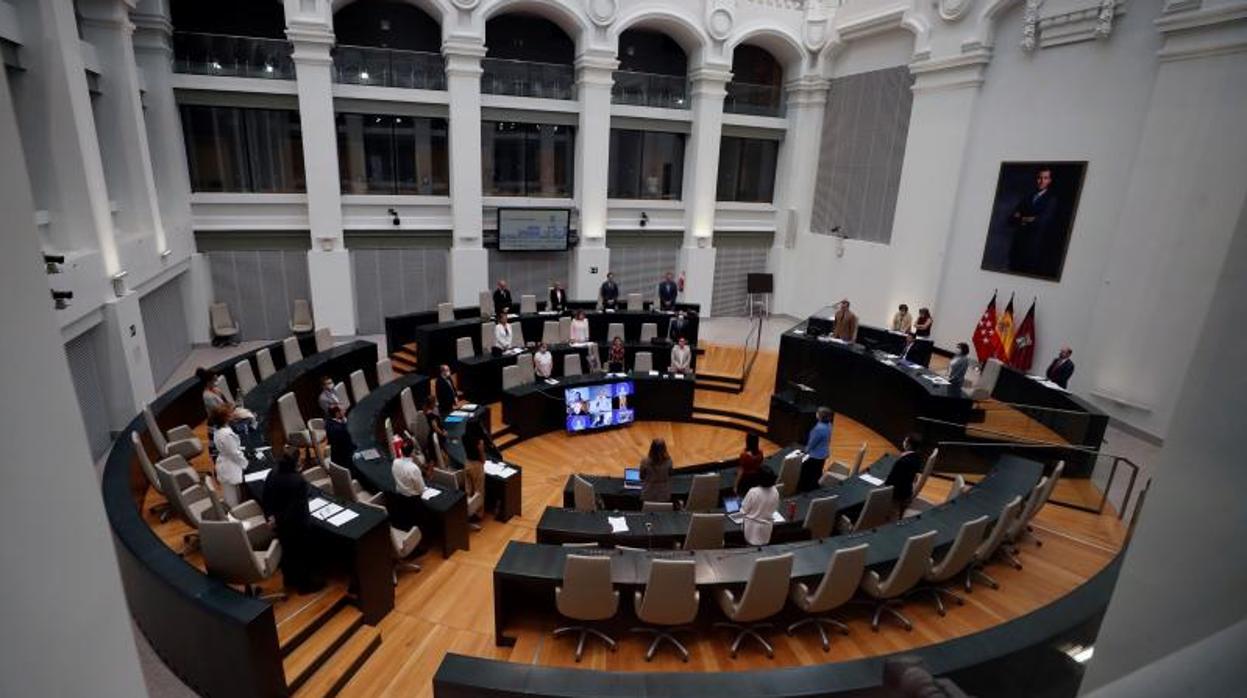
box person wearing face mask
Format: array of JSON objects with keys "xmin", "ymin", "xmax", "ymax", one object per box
[{"xmin": 435, "ymin": 364, "xmax": 462, "ymax": 416}]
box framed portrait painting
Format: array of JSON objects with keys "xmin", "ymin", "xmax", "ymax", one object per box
[{"xmin": 980, "ymin": 161, "xmax": 1087, "ymax": 282}]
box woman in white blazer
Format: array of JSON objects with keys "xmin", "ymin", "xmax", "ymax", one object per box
[{"xmin": 208, "ymin": 406, "xmax": 248, "ymax": 507}]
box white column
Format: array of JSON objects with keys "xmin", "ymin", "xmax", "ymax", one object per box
[
  {"xmin": 570, "ymin": 51, "xmax": 616, "ymax": 299},
  {"xmin": 444, "ymin": 38, "xmax": 488, "ymax": 306},
  {"xmin": 0, "ymin": 63, "xmax": 148, "ymax": 698},
  {"xmin": 771, "ymin": 75, "xmax": 829, "ymax": 315},
  {"xmin": 680, "ymin": 65, "xmax": 732, "ymax": 315},
  {"xmin": 288, "ymin": 20, "xmax": 356, "ymax": 335},
  {"xmin": 888, "ymin": 54, "xmax": 988, "ymax": 313}
]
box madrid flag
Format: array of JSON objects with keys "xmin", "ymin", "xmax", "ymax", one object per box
[
  {"xmin": 995, "ymin": 295, "xmax": 1016, "ymax": 362},
  {"xmin": 1010, "ymin": 301, "xmax": 1037, "ymax": 371},
  {"xmin": 972, "ymin": 293, "xmax": 1000, "ymax": 364}
]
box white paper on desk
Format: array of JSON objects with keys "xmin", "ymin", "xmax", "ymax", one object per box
[
  {"xmin": 420, "ymin": 487, "xmax": 441, "ymax": 500},
  {"xmin": 772, "ymin": 511, "xmax": 786, "ymax": 523},
  {"xmin": 648, "ymin": 370, "xmax": 659, "ymax": 376},
  {"xmin": 308, "ymin": 497, "xmax": 330, "ymax": 513},
  {"xmin": 255, "ymin": 446, "xmax": 271, "ymax": 454},
  {"xmin": 357, "ymin": 448, "xmax": 381, "ymax": 460},
  {"xmin": 672, "ymin": 373, "xmax": 685, "ymax": 379},
  {"xmin": 460, "ymin": 403, "xmax": 479, "ymax": 411},
  {"xmin": 311, "ymin": 503, "xmax": 343, "ymax": 520},
  {"xmin": 881, "ymin": 359, "xmax": 896, "ymax": 366},
  {"xmin": 243, "ymin": 468, "xmax": 271, "ymax": 483},
  {"xmin": 607, "ymin": 516, "xmax": 629, "ymax": 533},
  {"xmin": 500, "ymin": 466, "xmax": 517, "ymax": 478},
  {"xmin": 449, "ymin": 410, "xmax": 471, "ymax": 418},
  {"xmin": 792, "ymin": 329, "xmax": 805, "ymax": 335},
  {"xmin": 860, "ymin": 474, "xmax": 885, "ymax": 486},
  {"xmin": 327, "ymin": 509, "xmax": 359, "ymax": 527},
  {"xmin": 545, "ymin": 378, "xmax": 559, "ymax": 385}
]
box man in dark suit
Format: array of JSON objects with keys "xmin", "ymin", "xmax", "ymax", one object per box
[
  {"xmin": 599, "ymin": 272, "xmax": 619, "ymax": 310},
  {"xmin": 884, "ymin": 433, "xmax": 925, "ymax": 518},
  {"xmin": 435, "ymin": 364, "xmax": 461, "ymax": 415},
  {"xmin": 1008, "ymin": 167, "xmax": 1061, "ymax": 276},
  {"xmin": 1045, "ymin": 346, "xmax": 1075, "ymax": 388},
  {"xmin": 492, "ymin": 279, "xmax": 512, "ymax": 318},
  {"xmin": 548, "ymin": 282, "xmax": 567, "ymax": 312},
  {"xmin": 667, "ymin": 310, "xmax": 691, "ymax": 342},
  {"xmin": 898, "ymin": 332, "xmax": 919, "ymax": 362},
  {"xmin": 658, "ymin": 272, "xmax": 678, "ymax": 311}
]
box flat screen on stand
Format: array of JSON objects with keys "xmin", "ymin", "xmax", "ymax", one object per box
[{"xmin": 565, "ymin": 381, "xmax": 635, "ymax": 433}]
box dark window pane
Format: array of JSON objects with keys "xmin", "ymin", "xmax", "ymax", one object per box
[
  {"xmin": 482, "ymin": 120, "xmax": 574, "ymax": 197},
  {"xmin": 608, "ymin": 129, "xmax": 685, "ymax": 200},
  {"xmin": 717, "ymin": 136, "xmax": 777, "ymax": 203},
  {"xmin": 338, "ymin": 113, "xmax": 450, "ymax": 195},
  {"xmin": 181, "ymin": 104, "xmax": 303, "ymax": 193}
]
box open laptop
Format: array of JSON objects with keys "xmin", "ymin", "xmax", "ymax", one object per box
[
  {"xmin": 623, "ymin": 468, "xmax": 641, "ymax": 490},
  {"xmin": 724, "ymin": 495, "xmax": 744, "ymax": 523}
]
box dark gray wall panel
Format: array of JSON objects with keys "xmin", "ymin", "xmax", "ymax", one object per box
[{"xmin": 140, "ymin": 273, "xmax": 192, "ymax": 388}]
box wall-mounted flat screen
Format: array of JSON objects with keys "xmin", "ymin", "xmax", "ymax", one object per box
[
  {"xmin": 565, "ymin": 381, "xmax": 634, "ymax": 433},
  {"xmin": 497, "ymin": 208, "xmax": 570, "ymax": 251}
]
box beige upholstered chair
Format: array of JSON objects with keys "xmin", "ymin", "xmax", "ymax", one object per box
[
  {"xmin": 234, "ymin": 359, "xmax": 257, "ymax": 397},
  {"xmin": 787, "ymin": 543, "xmax": 869, "ymax": 651},
  {"xmin": 376, "ymin": 358, "xmax": 395, "ymax": 386},
  {"xmin": 558, "ymin": 316, "xmax": 571, "ymax": 343},
  {"xmin": 255, "ymin": 348, "xmax": 276, "ymax": 380},
  {"xmin": 541, "ymin": 321, "xmax": 559, "ymax": 345},
  {"xmin": 349, "ymin": 369, "xmax": 370, "ymax": 403},
  {"xmin": 155, "ymin": 455, "xmax": 215, "ymax": 555},
  {"xmin": 478, "ymin": 290, "xmax": 492, "ymax": 318},
  {"xmin": 838, "ymin": 486, "xmax": 894, "ymax": 534},
  {"xmin": 289, "ymin": 299, "xmax": 314, "ymax": 333},
  {"xmin": 455, "ymin": 336, "xmax": 474, "ymax": 359},
  {"xmin": 399, "ymin": 387, "xmax": 419, "ymax": 433},
  {"xmin": 432, "ymin": 467, "xmax": 484, "ymax": 525},
  {"xmin": 633, "ymin": 351, "xmax": 653, "ymax": 373},
  {"xmin": 607, "ymin": 322, "xmax": 624, "ymax": 343},
  {"xmin": 301, "ymin": 464, "xmax": 331, "ymax": 491},
  {"xmin": 314, "ymin": 326, "xmax": 333, "ymax": 353},
  {"xmin": 639, "ymin": 322, "xmax": 658, "ymax": 342},
  {"xmin": 512, "ymin": 322, "xmax": 526, "ymax": 347},
  {"xmin": 200, "ymin": 519, "xmax": 284, "ymax": 600},
  {"xmin": 282, "ymin": 336, "xmax": 303, "ymax": 364},
  {"xmin": 908, "ymin": 515, "xmax": 990, "ymax": 616},
  {"xmin": 684, "ymin": 473, "xmax": 719, "ymax": 512},
  {"xmin": 327, "ymin": 461, "xmax": 385, "ymax": 506},
  {"xmin": 210, "ymin": 302, "xmax": 239, "ymax": 345},
  {"xmin": 333, "ymin": 381, "xmax": 350, "ymax": 410},
  {"xmin": 944, "ymin": 475, "xmax": 967, "ymax": 503},
  {"xmin": 133, "ymin": 432, "xmax": 193, "ymax": 522},
  {"xmin": 999, "ymin": 477, "xmax": 1047, "ymax": 570},
  {"xmin": 641, "ymin": 501, "xmax": 673, "ymax": 512},
  {"xmin": 143, "ymin": 405, "xmax": 203, "ymax": 461},
  {"xmin": 412, "ymin": 412, "xmax": 432, "ymax": 458},
  {"xmin": 514, "ymin": 353, "xmax": 535, "ymax": 383},
  {"xmin": 388, "ymin": 524, "xmax": 423, "ymax": 582},
  {"xmin": 480, "ymin": 321, "xmax": 495, "ymax": 353},
  {"xmin": 573, "ymin": 475, "xmax": 597, "ymax": 512},
  {"xmin": 913, "ymin": 448, "xmax": 939, "ymax": 503},
  {"xmin": 803, "ymin": 496, "xmax": 839, "ymax": 540},
  {"xmin": 682, "ymin": 513, "xmax": 725, "ymax": 550},
  {"xmin": 632, "ymin": 559, "xmax": 699, "ymax": 661},
  {"xmin": 966, "ymin": 358, "xmax": 1003, "ymax": 400},
  {"xmin": 965, "ymin": 495, "xmax": 1024, "ymax": 592},
  {"xmin": 554, "ymin": 554, "xmax": 620, "ymax": 661},
  {"xmin": 562, "ymin": 542, "xmax": 600, "ymax": 549},
  {"xmin": 562, "ymin": 353, "xmax": 582, "ymax": 377},
  {"xmin": 1007, "ymin": 461, "xmax": 1063, "ymax": 551},
  {"xmin": 821, "ymin": 442, "xmax": 866, "ymax": 485},
  {"xmin": 214, "ymin": 375, "xmax": 235, "ymax": 405},
  {"xmin": 278, "ymin": 393, "xmax": 324, "ymax": 464},
  {"xmin": 777, "ymin": 451, "xmax": 803, "ymax": 496},
  {"xmin": 626, "ymin": 292, "xmax": 643, "ymax": 310},
  {"xmin": 501, "ymin": 365, "xmax": 523, "ymax": 390},
  {"xmin": 437, "ymin": 302, "xmax": 455, "ymax": 322},
  {"xmin": 714, "ymin": 553, "xmax": 794, "ymax": 658},
  {"xmin": 860, "ymin": 530, "xmax": 937, "ymax": 631},
  {"xmin": 520, "ymin": 294, "xmax": 537, "ymax": 314}
]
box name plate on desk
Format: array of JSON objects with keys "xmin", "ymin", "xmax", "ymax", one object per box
[
  {"xmin": 484, "ymin": 461, "xmax": 518, "ymax": 478},
  {"xmin": 607, "ymin": 516, "xmax": 628, "ymax": 533}
]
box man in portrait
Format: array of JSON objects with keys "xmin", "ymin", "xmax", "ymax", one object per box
[{"xmin": 981, "ymin": 162, "xmax": 1085, "ymax": 281}]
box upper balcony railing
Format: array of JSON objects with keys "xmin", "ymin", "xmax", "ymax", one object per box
[
  {"xmin": 611, "ymin": 70, "xmax": 689, "ymax": 110},
  {"xmin": 333, "ymin": 45, "xmax": 446, "ymax": 91},
  {"xmin": 725, "ymin": 81, "xmax": 785, "ymax": 117},
  {"xmin": 173, "ymin": 32, "xmax": 294, "ymax": 80},
  {"xmin": 480, "ymin": 57, "xmax": 576, "ymax": 100}
]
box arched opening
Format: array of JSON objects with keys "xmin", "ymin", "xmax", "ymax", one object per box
[
  {"xmin": 332, "ymin": 0, "xmax": 445, "ymax": 90},
  {"xmin": 482, "ymin": 14, "xmax": 576, "ymax": 100},
  {"xmin": 613, "ymin": 29, "xmax": 689, "ymax": 109},
  {"xmin": 725, "ymin": 44, "xmax": 785, "ymax": 117},
  {"xmin": 170, "ymin": 0, "xmax": 292, "ymax": 79}
]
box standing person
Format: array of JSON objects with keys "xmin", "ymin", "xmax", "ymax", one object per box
[
  {"xmin": 199, "ymin": 367, "xmax": 232, "ymax": 413},
  {"xmin": 947, "ymin": 342, "xmax": 972, "ymax": 392},
  {"xmin": 461, "ymin": 421, "xmax": 489, "ymax": 526},
  {"xmin": 208, "ymin": 406, "xmax": 247, "ymax": 507},
  {"xmin": 1045, "ymin": 346, "xmax": 1075, "ymax": 388},
  {"xmin": 262, "ymin": 447, "xmax": 324, "ymax": 593},
  {"xmin": 914, "ymin": 308, "xmax": 934, "ymax": 337},
  {"xmin": 323, "ymin": 404, "xmax": 355, "ymax": 470},
  {"xmin": 667, "ymin": 310, "xmax": 691, "ymax": 342},
  {"xmin": 570, "ymin": 309, "xmax": 590, "ymax": 343},
  {"xmin": 599, "ymin": 272, "xmax": 620, "ymax": 310},
  {"xmin": 799, "ymin": 407, "xmax": 833, "ymax": 492},
  {"xmin": 639, "ymin": 438, "xmax": 673, "ymax": 504},
  {"xmin": 492, "ymin": 279, "xmax": 512, "ymax": 317},
  {"xmin": 533, "ymin": 342, "xmax": 553, "ymax": 379},
  {"xmin": 420, "ymin": 395, "xmax": 447, "ymax": 463},
  {"xmin": 735, "ymin": 432, "xmax": 765, "ymax": 496},
  {"xmin": 391, "ymin": 439, "xmax": 426, "ymax": 497},
  {"xmin": 435, "ymin": 364, "xmax": 461, "ymax": 416},
  {"xmin": 607, "ymin": 336, "xmax": 626, "ymax": 373},
  {"xmin": 891, "ymin": 304, "xmax": 913, "ymax": 333},
  {"xmin": 741, "ymin": 468, "xmax": 781, "ymax": 546},
  {"xmin": 884, "ymin": 433, "xmax": 925, "ymax": 519},
  {"xmin": 832, "ymin": 300, "xmax": 859, "ymax": 342},
  {"xmin": 494, "ymin": 312, "xmax": 515, "ymax": 351},
  {"xmin": 669, "ymin": 337, "xmax": 692, "ymax": 375},
  {"xmin": 548, "ymin": 281, "xmax": 567, "ymax": 312},
  {"xmin": 657, "ymin": 272, "xmax": 678, "ymax": 311},
  {"xmin": 317, "ymin": 375, "xmax": 342, "ymax": 417}
]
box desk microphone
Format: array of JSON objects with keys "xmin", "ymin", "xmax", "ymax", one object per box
[{"xmin": 645, "ymin": 520, "xmax": 654, "ymax": 551}]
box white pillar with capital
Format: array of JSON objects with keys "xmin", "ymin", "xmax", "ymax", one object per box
[
  {"xmin": 287, "ymin": 15, "xmax": 356, "ymax": 336},
  {"xmin": 680, "ymin": 65, "xmax": 732, "ymax": 315},
  {"xmin": 571, "ymin": 50, "xmax": 616, "ymax": 300},
  {"xmin": 444, "ymin": 38, "xmax": 488, "ymax": 306}
]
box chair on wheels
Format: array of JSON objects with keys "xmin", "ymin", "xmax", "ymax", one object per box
[
  {"xmin": 480, "ymin": 321, "xmax": 496, "ymax": 354},
  {"xmin": 964, "ymin": 496, "xmax": 1024, "ymax": 592},
  {"xmin": 541, "ymin": 321, "xmax": 559, "ymax": 345},
  {"xmin": 859, "ymin": 530, "xmax": 937, "ymax": 631},
  {"xmin": 684, "ymin": 473, "xmax": 719, "ymax": 512},
  {"xmin": 328, "ymin": 461, "xmax": 385, "ymax": 506},
  {"xmin": 255, "ymin": 348, "xmax": 276, "ymax": 380},
  {"xmin": 513, "ymin": 353, "xmax": 533, "ymax": 384},
  {"xmin": 478, "ymin": 290, "xmax": 492, "ymax": 318},
  {"xmin": 641, "ymin": 501, "xmax": 673, "ymax": 512},
  {"xmin": 777, "ymin": 451, "xmax": 802, "ymax": 496},
  {"xmin": 283, "ymin": 336, "xmax": 303, "ymax": 363},
  {"xmin": 155, "ymin": 456, "xmax": 215, "ymax": 556},
  {"xmin": 714, "ymin": 553, "xmax": 794, "ymax": 658},
  {"xmin": 573, "ymin": 475, "xmax": 597, "ymax": 512},
  {"xmin": 821, "ymin": 442, "xmax": 866, "ymax": 485},
  {"xmin": 633, "ymin": 351, "xmax": 653, "ymax": 373},
  {"xmin": 233, "ymin": 359, "xmax": 257, "ymax": 397},
  {"xmin": 632, "ymin": 559, "xmax": 699, "ymax": 661},
  {"xmin": 907, "ymin": 516, "xmax": 990, "ymax": 616},
  {"xmin": 1007, "ymin": 461, "xmax": 1064, "ymax": 550},
  {"xmin": 838, "ymin": 486, "xmax": 894, "ymax": 534},
  {"xmin": 349, "ymin": 369, "xmax": 370, "ymax": 403},
  {"xmin": 803, "ymin": 496, "xmax": 839, "ymax": 539},
  {"xmin": 456, "ymin": 337, "xmax": 474, "ymax": 359},
  {"xmin": 431, "ymin": 468, "xmax": 484, "ymax": 528},
  {"xmin": 681, "ymin": 513, "xmax": 725, "ymax": 550},
  {"xmin": 558, "ymin": 316, "xmax": 571, "ymax": 343},
  {"xmin": 333, "ymin": 381, "xmax": 350, "ymax": 411},
  {"xmin": 607, "ymin": 322, "xmax": 625, "ymax": 343},
  {"xmin": 376, "ymin": 358, "xmax": 395, "ymax": 386},
  {"xmin": 553, "ymin": 554, "xmax": 619, "ymax": 662},
  {"xmin": 289, "ymin": 299, "xmax": 314, "ymax": 334},
  {"xmin": 520, "ymin": 294, "xmax": 537, "ymax": 314},
  {"xmin": 965, "ymin": 358, "xmax": 1002, "ymax": 400},
  {"xmin": 787, "ymin": 543, "xmax": 869, "ymax": 651},
  {"xmin": 626, "ymin": 292, "xmax": 643, "ymax": 310},
  {"xmin": 210, "ymin": 302, "xmax": 239, "ymax": 346},
  {"xmin": 562, "ymin": 353, "xmax": 582, "ymax": 377},
  {"xmin": 912, "ymin": 448, "xmax": 939, "ymax": 504},
  {"xmin": 278, "ymin": 393, "xmax": 324, "ymax": 466},
  {"xmin": 501, "ymin": 365, "xmax": 523, "ymax": 390},
  {"xmin": 200, "ymin": 518, "xmax": 284, "ymax": 601},
  {"xmin": 133, "ymin": 432, "xmax": 190, "ymax": 522},
  {"xmin": 314, "ymin": 327, "xmax": 333, "ymax": 353},
  {"xmin": 143, "ymin": 405, "xmax": 203, "ymax": 461},
  {"xmin": 437, "ymin": 302, "xmax": 455, "ymax": 322},
  {"xmin": 944, "ymin": 475, "xmax": 967, "ymax": 503},
  {"xmin": 639, "ymin": 322, "xmax": 657, "ymax": 342}
]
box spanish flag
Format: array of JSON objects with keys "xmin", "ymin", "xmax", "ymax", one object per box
[{"xmin": 995, "ymin": 294, "xmax": 1015, "ymax": 362}]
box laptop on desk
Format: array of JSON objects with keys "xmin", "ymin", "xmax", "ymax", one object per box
[
  {"xmin": 724, "ymin": 495, "xmax": 744, "ymax": 523},
  {"xmin": 623, "ymin": 468, "xmax": 641, "ymax": 490}
]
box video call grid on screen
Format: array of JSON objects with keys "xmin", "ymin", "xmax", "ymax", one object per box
[{"xmin": 564, "ymin": 381, "xmax": 635, "ymax": 433}]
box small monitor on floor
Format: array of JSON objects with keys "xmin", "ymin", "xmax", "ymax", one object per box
[{"xmin": 623, "ymin": 468, "xmax": 641, "ymax": 489}]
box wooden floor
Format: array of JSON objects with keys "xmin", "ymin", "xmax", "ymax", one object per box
[{"xmin": 139, "ymin": 344, "xmax": 1126, "ymax": 697}]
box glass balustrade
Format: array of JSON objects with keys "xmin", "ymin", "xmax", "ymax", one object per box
[
  {"xmin": 333, "ymin": 45, "xmax": 446, "ymax": 90},
  {"xmin": 173, "ymin": 32, "xmax": 294, "ymax": 80},
  {"xmin": 725, "ymin": 81, "xmax": 786, "ymax": 117},
  {"xmin": 610, "ymin": 70, "xmax": 689, "ymax": 109},
  {"xmin": 480, "ymin": 57, "xmax": 576, "ymax": 100}
]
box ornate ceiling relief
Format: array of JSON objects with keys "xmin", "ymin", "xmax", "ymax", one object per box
[
  {"xmin": 707, "ymin": 1, "xmax": 737, "ymax": 43},
  {"xmin": 938, "ymin": 0, "xmax": 976, "ymax": 22},
  {"xmin": 585, "ymin": 0, "xmax": 618, "ymax": 27}
]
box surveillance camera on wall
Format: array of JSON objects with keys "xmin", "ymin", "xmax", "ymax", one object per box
[
  {"xmin": 640, "ymin": 212, "xmax": 649, "ymax": 228},
  {"xmin": 387, "ymin": 208, "xmax": 400, "ymax": 227},
  {"xmin": 44, "ymin": 253, "xmax": 65, "ymax": 274},
  {"xmin": 51, "ymin": 289, "xmax": 73, "ymax": 310}
]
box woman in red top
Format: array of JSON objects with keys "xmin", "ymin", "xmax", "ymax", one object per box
[
  {"xmin": 735, "ymin": 433, "xmax": 765, "ymax": 496},
  {"xmin": 607, "ymin": 336, "xmax": 626, "ymax": 372}
]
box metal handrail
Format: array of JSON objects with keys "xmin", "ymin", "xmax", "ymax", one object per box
[
  {"xmin": 977, "ymin": 400, "xmax": 1093, "ymax": 417},
  {"xmin": 741, "ymin": 313, "xmax": 763, "ymax": 385},
  {"xmin": 917, "ymin": 416, "xmax": 1097, "ymax": 451}
]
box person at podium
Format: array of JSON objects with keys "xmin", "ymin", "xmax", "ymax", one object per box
[
  {"xmin": 833, "ymin": 300, "xmax": 859, "ymax": 342},
  {"xmin": 492, "ymin": 279, "xmax": 512, "ymax": 317},
  {"xmin": 548, "ymin": 282, "xmax": 567, "ymax": 312},
  {"xmin": 1046, "ymin": 346, "xmax": 1075, "ymax": 388}
]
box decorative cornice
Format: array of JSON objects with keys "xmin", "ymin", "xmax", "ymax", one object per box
[
  {"xmin": 908, "ymin": 48, "xmax": 991, "ymax": 92},
  {"xmin": 688, "ymin": 65, "xmax": 734, "ymax": 84},
  {"xmin": 1154, "ymin": 1, "xmax": 1247, "ymax": 60},
  {"xmin": 836, "ymin": 5, "xmax": 908, "ymax": 42},
  {"xmin": 1021, "ymin": 0, "xmax": 1042, "ymax": 52},
  {"xmin": 130, "ymin": 12, "xmax": 173, "ymax": 38},
  {"xmin": 939, "ymin": 0, "xmax": 976, "ymax": 22},
  {"xmin": 784, "ymin": 75, "xmax": 830, "ymax": 106},
  {"xmin": 574, "ymin": 51, "xmax": 620, "ymax": 81},
  {"xmin": 1155, "ymin": 1, "xmax": 1247, "ymax": 33}
]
